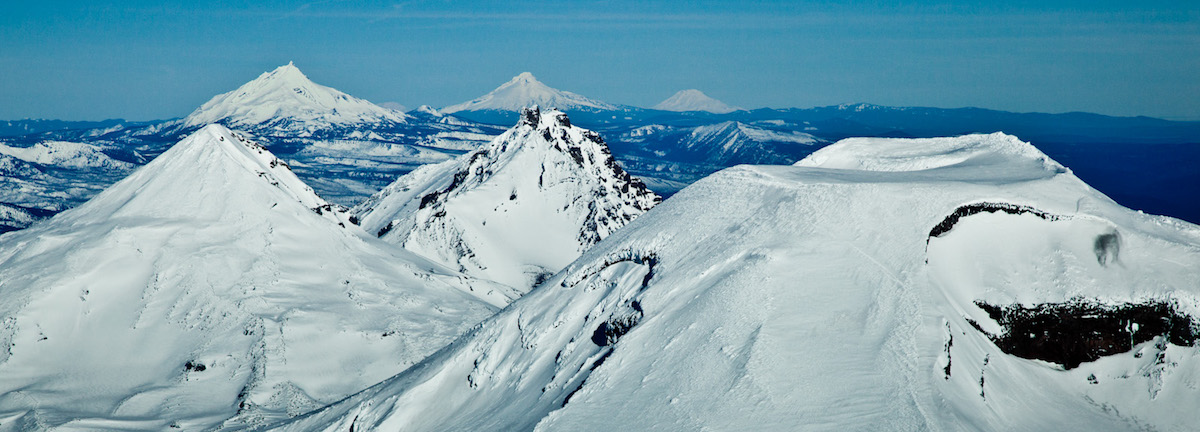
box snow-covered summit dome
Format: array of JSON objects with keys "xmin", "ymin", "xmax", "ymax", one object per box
[{"xmin": 797, "ymin": 132, "xmax": 1066, "ymax": 181}]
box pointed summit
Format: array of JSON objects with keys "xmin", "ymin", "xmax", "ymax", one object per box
[
  {"xmin": 354, "ymin": 107, "xmax": 659, "ymax": 291},
  {"xmin": 74, "ymin": 123, "xmax": 350, "ymax": 225},
  {"xmin": 653, "ymin": 89, "xmax": 743, "ymax": 114},
  {"xmin": 181, "ymin": 63, "xmax": 407, "ymax": 135},
  {"xmin": 441, "ymin": 73, "xmax": 619, "ymax": 114}
]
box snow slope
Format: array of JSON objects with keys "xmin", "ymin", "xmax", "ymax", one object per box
[
  {"xmin": 354, "ymin": 107, "xmax": 659, "ymax": 292},
  {"xmin": 272, "ymin": 132, "xmax": 1200, "ymax": 431},
  {"xmin": 181, "ymin": 63, "xmax": 407, "ymax": 136},
  {"xmin": 441, "ymin": 73, "xmax": 619, "ymax": 114},
  {"xmin": 0, "ymin": 125, "xmax": 508, "ymax": 431},
  {"xmin": 652, "ymin": 89, "xmax": 742, "ymax": 113}
]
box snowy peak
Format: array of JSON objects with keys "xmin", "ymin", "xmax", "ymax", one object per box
[
  {"xmin": 354, "ymin": 107, "xmax": 659, "ymax": 290},
  {"xmin": 71, "ymin": 124, "xmax": 351, "ymax": 226},
  {"xmin": 181, "ymin": 63, "xmax": 407, "ymax": 134},
  {"xmin": 441, "ymin": 73, "xmax": 619, "ymax": 113},
  {"xmin": 0, "ymin": 128, "xmax": 500, "ymax": 430},
  {"xmin": 653, "ymin": 89, "xmax": 742, "ymax": 113}
]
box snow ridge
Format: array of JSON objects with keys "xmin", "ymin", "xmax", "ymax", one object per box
[
  {"xmin": 181, "ymin": 63, "xmax": 407, "ymax": 135},
  {"xmin": 653, "ymin": 89, "xmax": 742, "ymax": 113},
  {"xmin": 441, "ymin": 73, "xmax": 619, "ymax": 113},
  {"xmin": 354, "ymin": 107, "xmax": 659, "ymax": 291}
]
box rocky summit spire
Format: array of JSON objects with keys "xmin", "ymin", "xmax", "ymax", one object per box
[{"xmin": 354, "ymin": 108, "xmax": 659, "ymax": 291}]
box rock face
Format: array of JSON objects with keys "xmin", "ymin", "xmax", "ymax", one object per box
[
  {"xmin": 0, "ymin": 124, "xmax": 505, "ymax": 431},
  {"xmin": 354, "ymin": 107, "xmax": 659, "ymax": 291},
  {"xmin": 275, "ymin": 132, "xmax": 1200, "ymax": 432}
]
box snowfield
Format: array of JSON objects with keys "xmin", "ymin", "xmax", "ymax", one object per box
[
  {"xmin": 0, "ymin": 125, "xmax": 507, "ymax": 431},
  {"xmin": 269, "ymin": 132, "xmax": 1200, "ymax": 432}
]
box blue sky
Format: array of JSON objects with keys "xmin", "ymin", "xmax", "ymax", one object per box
[{"xmin": 2, "ymin": 0, "xmax": 1198, "ymax": 120}]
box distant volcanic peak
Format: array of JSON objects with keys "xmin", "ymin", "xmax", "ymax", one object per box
[
  {"xmin": 654, "ymin": 89, "xmax": 742, "ymax": 114},
  {"xmin": 441, "ymin": 73, "xmax": 619, "ymax": 113},
  {"xmin": 182, "ymin": 63, "xmax": 407, "ymax": 131}
]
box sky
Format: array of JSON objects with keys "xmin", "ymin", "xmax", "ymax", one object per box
[{"xmin": 1, "ymin": 0, "xmax": 1198, "ymax": 121}]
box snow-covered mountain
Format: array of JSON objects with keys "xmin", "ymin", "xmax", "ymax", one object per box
[
  {"xmin": 180, "ymin": 62, "xmax": 408, "ymax": 136},
  {"xmin": 354, "ymin": 107, "xmax": 659, "ymax": 291},
  {"xmin": 272, "ymin": 132, "xmax": 1200, "ymax": 431},
  {"xmin": 441, "ymin": 72, "xmax": 620, "ymax": 114},
  {"xmin": 652, "ymin": 89, "xmax": 743, "ymax": 113},
  {"xmin": 0, "ymin": 124, "xmax": 511, "ymax": 431},
  {"xmin": 0, "ymin": 203, "xmax": 54, "ymax": 233},
  {"xmin": 0, "ymin": 140, "xmax": 134, "ymax": 170},
  {"xmin": 608, "ymin": 120, "xmax": 822, "ymax": 195},
  {"xmin": 0, "ymin": 141, "xmax": 138, "ymax": 232}
]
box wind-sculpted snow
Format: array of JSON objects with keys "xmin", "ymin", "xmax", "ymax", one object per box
[
  {"xmin": 0, "ymin": 124, "xmax": 504, "ymax": 431},
  {"xmin": 354, "ymin": 107, "xmax": 659, "ymax": 292},
  {"xmin": 273, "ymin": 132, "xmax": 1200, "ymax": 432}
]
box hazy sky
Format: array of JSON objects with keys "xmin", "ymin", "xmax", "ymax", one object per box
[{"xmin": 2, "ymin": 0, "xmax": 1198, "ymax": 121}]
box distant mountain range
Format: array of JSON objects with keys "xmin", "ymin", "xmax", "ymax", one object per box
[{"xmin": 1, "ymin": 66, "xmax": 1197, "ymax": 229}]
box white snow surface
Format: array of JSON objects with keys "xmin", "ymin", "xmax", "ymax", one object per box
[
  {"xmin": 181, "ymin": 63, "xmax": 407, "ymax": 134},
  {"xmin": 0, "ymin": 141, "xmax": 133, "ymax": 170},
  {"xmin": 441, "ymin": 73, "xmax": 619, "ymax": 114},
  {"xmin": 0, "ymin": 125, "xmax": 506, "ymax": 431},
  {"xmin": 652, "ymin": 89, "xmax": 743, "ymax": 113},
  {"xmin": 353, "ymin": 107, "xmax": 659, "ymax": 292},
  {"xmin": 272, "ymin": 132, "xmax": 1200, "ymax": 431}
]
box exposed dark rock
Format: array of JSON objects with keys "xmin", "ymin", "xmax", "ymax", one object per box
[
  {"xmin": 929, "ymin": 202, "xmax": 1061, "ymax": 240},
  {"xmin": 376, "ymin": 220, "xmax": 395, "ymax": 237},
  {"xmin": 970, "ymin": 299, "xmax": 1198, "ymax": 369},
  {"xmin": 184, "ymin": 360, "xmax": 206, "ymax": 372}
]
